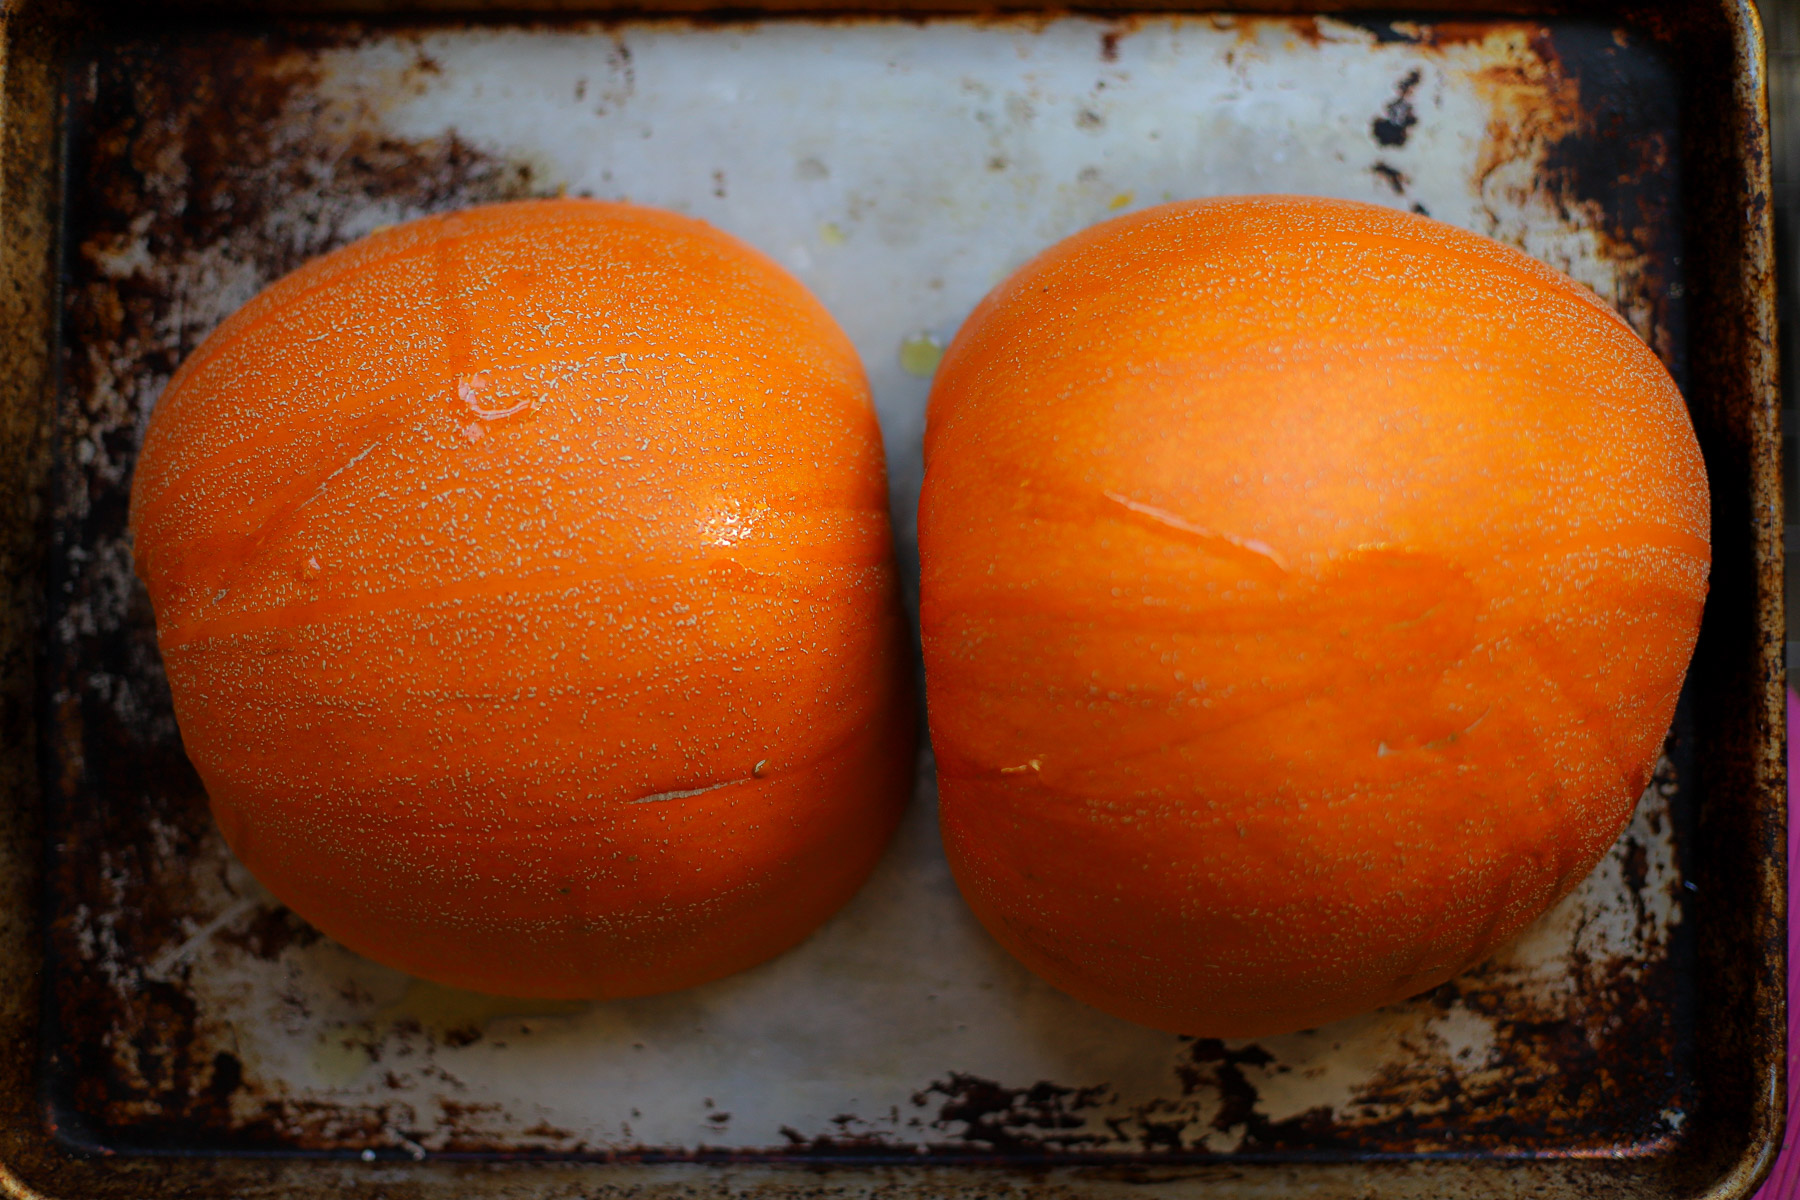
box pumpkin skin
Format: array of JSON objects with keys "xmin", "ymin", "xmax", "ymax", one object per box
[
  {"xmin": 918, "ymin": 195, "xmax": 1708, "ymax": 1037},
  {"xmin": 131, "ymin": 199, "xmax": 914, "ymax": 999}
]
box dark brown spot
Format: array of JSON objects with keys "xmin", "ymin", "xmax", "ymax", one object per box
[
  {"xmin": 1372, "ymin": 68, "xmax": 1423, "ymax": 147},
  {"xmin": 215, "ymin": 904, "xmax": 320, "ymax": 960},
  {"xmin": 912, "ymin": 1073, "xmax": 1111, "ymax": 1152},
  {"xmin": 1371, "ymin": 161, "xmax": 1409, "ymax": 194}
]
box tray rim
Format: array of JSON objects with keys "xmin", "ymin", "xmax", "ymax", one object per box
[{"xmin": 0, "ymin": 1, "xmax": 1781, "ymax": 1197}]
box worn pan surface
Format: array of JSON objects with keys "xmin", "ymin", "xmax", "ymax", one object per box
[{"xmin": 0, "ymin": 1, "xmax": 1780, "ymax": 1198}]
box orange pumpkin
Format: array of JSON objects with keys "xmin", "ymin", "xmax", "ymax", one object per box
[
  {"xmin": 131, "ymin": 199, "xmax": 914, "ymax": 998},
  {"xmin": 919, "ymin": 196, "xmax": 1708, "ymax": 1037}
]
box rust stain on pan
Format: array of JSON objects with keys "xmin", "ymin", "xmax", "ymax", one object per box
[
  {"xmin": 1325, "ymin": 18, "xmax": 1683, "ymax": 376},
  {"xmin": 1464, "ymin": 21, "xmax": 1684, "ymax": 371},
  {"xmin": 42, "ymin": 13, "xmax": 1698, "ymax": 1168}
]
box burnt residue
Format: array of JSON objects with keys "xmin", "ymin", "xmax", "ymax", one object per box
[
  {"xmin": 1353, "ymin": 19, "xmax": 1421, "ymax": 46},
  {"xmin": 215, "ymin": 905, "xmax": 320, "ymax": 962},
  {"xmin": 768, "ymin": 1111, "xmax": 918, "ymax": 1159},
  {"xmin": 1178, "ymin": 1041, "xmax": 1274, "ymax": 1136},
  {"xmin": 1372, "ymin": 67, "xmax": 1422, "ymax": 147},
  {"xmin": 1343, "ymin": 16, "xmax": 1686, "ymax": 382},
  {"xmin": 1466, "ymin": 20, "xmax": 1686, "ymax": 377},
  {"xmin": 913, "ymin": 1075, "xmax": 1111, "ymax": 1153},
  {"xmin": 43, "ymin": 21, "xmax": 545, "ymax": 1155},
  {"xmin": 1537, "ymin": 22, "xmax": 1683, "ymax": 370},
  {"xmin": 1370, "ymin": 161, "xmax": 1408, "ymax": 195},
  {"xmin": 1344, "ymin": 19, "xmax": 1501, "ymax": 51}
]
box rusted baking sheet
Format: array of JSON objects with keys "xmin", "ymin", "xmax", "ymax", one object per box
[{"xmin": 0, "ymin": 2, "xmax": 1780, "ymax": 1199}]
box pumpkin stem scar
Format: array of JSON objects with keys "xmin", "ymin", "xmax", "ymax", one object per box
[
  {"xmin": 1101, "ymin": 491, "xmax": 1290, "ymax": 572},
  {"xmin": 630, "ymin": 776, "xmax": 759, "ymax": 804}
]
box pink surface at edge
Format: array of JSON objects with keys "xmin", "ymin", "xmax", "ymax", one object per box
[{"xmin": 1750, "ymin": 690, "xmax": 1798, "ymax": 1198}]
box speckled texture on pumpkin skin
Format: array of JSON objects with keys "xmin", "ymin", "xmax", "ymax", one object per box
[
  {"xmin": 129, "ymin": 198, "xmax": 915, "ymax": 999},
  {"xmin": 918, "ymin": 194, "xmax": 1709, "ymax": 1038}
]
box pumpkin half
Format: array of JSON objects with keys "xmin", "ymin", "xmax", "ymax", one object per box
[
  {"xmin": 131, "ymin": 198, "xmax": 914, "ymax": 998},
  {"xmin": 918, "ymin": 195, "xmax": 1708, "ymax": 1036}
]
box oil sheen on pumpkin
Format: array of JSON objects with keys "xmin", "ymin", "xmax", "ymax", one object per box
[
  {"xmin": 130, "ymin": 199, "xmax": 914, "ymax": 999},
  {"xmin": 918, "ymin": 196, "xmax": 1709, "ymax": 1038}
]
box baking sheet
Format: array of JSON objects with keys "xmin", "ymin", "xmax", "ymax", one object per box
[{"xmin": 44, "ymin": 12, "xmax": 1696, "ymax": 1159}]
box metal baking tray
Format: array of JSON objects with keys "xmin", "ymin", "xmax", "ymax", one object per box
[{"xmin": 0, "ymin": 0, "xmax": 1781, "ymax": 1197}]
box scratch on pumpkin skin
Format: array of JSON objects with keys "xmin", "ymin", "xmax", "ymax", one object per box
[
  {"xmin": 296, "ymin": 435, "xmax": 390, "ymax": 512},
  {"xmin": 458, "ymin": 371, "xmax": 535, "ymax": 420},
  {"xmin": 1385, "ymin": 707, "xmax": 1495, "ymax": 758},
  {"xmin": 1102, "ymin": 491, "xmax": 1290, "ymax": 572},
  {"xmin": 630, "ymin": 776, "xmax": 758, "ymax": 804}
]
